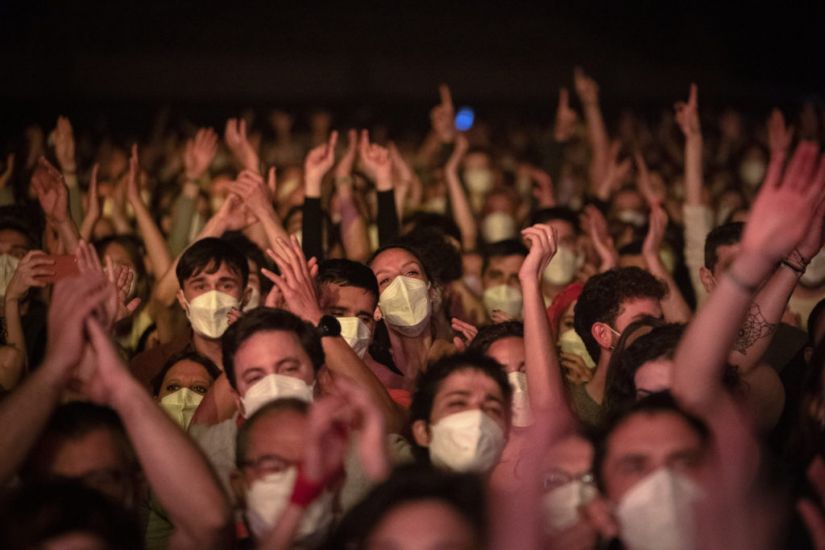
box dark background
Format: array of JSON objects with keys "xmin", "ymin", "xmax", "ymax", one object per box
[{"xmin": 1, "ymin": 1, "xmax": 824, "ymax": 135}]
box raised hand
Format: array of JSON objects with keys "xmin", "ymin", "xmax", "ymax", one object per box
[
  {"xmin": 334, "ymin": 129, "xmax": 359, "ymax": 180},
  {"xmin": 430, "ymin": 84, "xmax": 456, "ymax": 144},
  {"xmin": 263, "ymin": 236, "xmax": 322, "ymax": 325},
  {"xmin": 52, "ymin": 116, "xmax": 77, "ymax": 173},
  {"xmin": 573, "ymin": 67, "xmax": 599, "ymax": 106},
  {"xmin": 4, "ymin": 251, "xmax": 54, "ymax": 304},
  {"xmin": 642, "ymin": 202, "xmax": 668, "ymax": 266},
  {"xmin": 31, "ymin": 157, "xmax": 70, "ymax": 225},
  {"xmin": 125, "ymin": 144, "xmax": 144, "ymax": 205},
  {"xmin": 519, "ymin": 224, "xmax": 559, "ymax": 284},
  {"xmin": 76, "ymin": 314, "xmax": 135, "ymax": 408},
  {"xmin": 304, "ymin": 131, "xmax": 339, "ymax": 192},
  {"xmin": 583, "ymin": 205, "xmax": 618, "ymax": 272},
  {"xmin": 224, "ymin": 118, "xmax": 260, "ymax": 173},
  {"xmin": 233, "ymin": 169, "xmax": 276, "ymax": 221},
  {"xmin": 674, "ymin": 83, "xmax": 701, "ymax": 139},
  {"xmin": 184, "ymin": 128, "xmax": 219, "ymax": 180},
  {"xmin": 594, "ymin": 141, "xmax": 631, "ymax": 201},
  {"xmin": 741, "ymin": 142, "xmax": 825, "ymax": 264},
  {"xmin": 445, "ymin": 133, "xmax": 469, "ymax": 171},
  {"xmin": 554, "ymin": 88, "xmax": 579, "ymax": 142},
  {"xmin": 634, "ymin": 152, "xmax": 663, "ymax": 205},
  {"xmin": 357, "ymin": 130, "xmax": 392, "ymax": 190},
  {"xmin": 75, "ymin": 240, "xmax": 140, "ymax": 327},
  {"xmin": 215, "ymin": 193, "xmax": 257, "ymax": 232},
  {"xmin": 767, "ymin": 109, "xmax": 794, "ymax": 158},
  {"xmin": 451, "ymin": 317, "xmax": 479, "ymax": 352}
]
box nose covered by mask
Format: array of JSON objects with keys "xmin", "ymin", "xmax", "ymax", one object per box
[
  {"xmin": 557, "ymin": 329, "xmax": 596, "ymax": 369},
  {"xmin": 0, "ymin": 254, "xmax": 20, "ymax": 297},
  {"xmin": 615, "ymin": 468, "xmax": 701, "ymax": 550},
  {"xmin": 245, "ymin": 468, "xmax": 334, "ymax": 541},
  {"xmin": 159, "ymin": 388, "xmax": 203, "ymax": 429},
  {"xmin": 507, "ymin": 371, "xmax": 532, "ymax": 428},
  {"xmin": 378, "ymin": 276, "xmax": 432, "ymax": 337},
  {"xmin": 543, "ymin": 478, "xmax": 597, "ymax": 532},
  {"xmin": 481, "ymin": 212, "xmax": 517, "ymax": 243},
  {"xmin": 185, "ymin": 290, "xmax": 239, "ymax": 339},
  {"xmin": 241, "ymin": 373, "xmax": 315, "ymax": 418},
  {"xmin": 428, "ymin": 409, "xmax": 506, "ymax": 473},
  {"xmin": 543, "ymin": 247, "xmax": 581, "ymax": 286},
  {"xmin": 463, "ymin": 167, "xmax": 494, "ymax": 196},
  {"xmin": 338, "ymin": 316, "xmax": 371, "ymax": 359},
  {"xmin": 482, "ymin": 284, "xmax": 523, "ymax": 320}
]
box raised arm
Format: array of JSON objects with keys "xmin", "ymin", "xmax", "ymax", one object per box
[
  {"xmin": 224, "ymin": 117, "xmax": 261, "ymax": 174},
  {"xmin": 642, "ymin": 202, "xmax": 692, "ymax": 323},
  {"xmin": 52, "ymin": 116, "xmax": 84, "ymax": 226},
  {"xmin": 358, "ymin": 130, "xmax": 399, "ymax": 246},
  {"xmin": 573, "ymin": 68, "xmax": 611, "ymax": 191},
  {"xmin": 444, "ymin": 134, "xmax": 478, "ymax": 250},
  {"xmin": 126, "ymin": 145, "xmax": 172, "ymax": 280},
  {"xmin": 31, "ymin": 157, "xmax": 80, "ymax": 253},
  {"xmin": 389, "ymin": 142, "xmax": 423, "ymax": 215},
  {"xmin": 335, "ymin": 130, "xmax": 371, "ymax": 263},
  {"xmin": 518, "ymin": 223, "xmax": 571, "ymax": 416},
  {"xmin": 672, "ymin": 142, "xmax": 825, "ymax": 413},
  {"xmin": 302, "ymin": 131, "xmax": 338, "ymax": 262},
  {"xmin": 416, "ymin": 84, "xmax": 456, "ymax": 168},
  {"xmin": 234, "ymin": 168, "xmax": 289, "ymax": 250}
]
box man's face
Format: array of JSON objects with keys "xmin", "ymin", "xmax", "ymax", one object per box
[
  {"xmin": 601, "ymin": 411, "xmax": 706, "ymax": 503},
  {"xmin": 240, "ymin": 408, "xmax": 306, "ymax": 485},
  {"xmin": 486, "ymin": 336, "xmax": 525, "ymax": 374},
  {"xmin": 319, "ymin": 282, "xmax": 377, "ymax": 332},
  {"xmin": 429, "ymin": 369, "xmax": 507, "ymax": 430},
  {"xmin": 178, "ymin": 261, "xmax": 246, "ymax": 304},
  {"xmin": 482, "ymin": 254, "xmax": 524, "ymax": 290},
  {"xmin": 47, "ymin": 428, "xmax": 135, "ymax": 506},
  {"xmin": 0, "ymin": 228, "xmax": 32, "ymax": 259},
  {"xmin": 541, "ymin": 434, "xmax": 594, "ymax": 490},
  {"xmin": 232, "ymin": 330, "xmax": 316, "ymax": 397}
]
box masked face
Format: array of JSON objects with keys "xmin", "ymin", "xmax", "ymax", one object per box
[
  {"xmin": 801, "ymin": 247, "xmax": 825, "ymax": 288},
  {"xmin": 241, "ymin": 373, "xmax": 314, "ymax": 418},
  {"xmin": 245, "ymin": 468, "xmax": 334, "ymax": 541},
  {"xmin": 378, "ymin": 276, "xmax": 432, "ymax": 337},
  {"xmin": 543, "ymin": 247, "xmax": 581, "ymax": 286},
  {"xmin": 337, "ymin": 316, "xmax": 371, "ymax": 359},
  {"xmin": 507, "ymin": 371, "xmax": 532, "ymax": 428},
  {"xmin": 184, "ymin": 290, "xmax": 239, "ymax": 339},
  {"xmin": 159, "ymin": 388, "xmax": 203, "ymax": 429},
  {"xmin": 423, "ymin": 196, "xmax": 448, "ymax": 214},
  {"xmin": 480, "ymin": 212, "xmax": 517, "ymax": 243},
  {"xmin": 542, "ymin": 477, "xmax": 597, "ymax": 532},
  {"xmin": 615, "ymin": 468, "xmax": 701, "ymax": 550},
  {"xmin": 428, "ymin": 409, "xmax": 506, "ymax": 473},
  {"xmin": 482, "ymin": 284, "xmax": 523, "ymax": 320},
  {"xmin": 463, "ymin": 167, "xmax": 494, "ymax": 195},
  {"xmin": 615, "ymin": 209, "xmax": 647, "ymax": 228},
  {"xmin": 739, "ymin": 158, "xmax": 766, "ymax": 189},
  {"xmin": 0, "ymin": 253, "xmax": 20, "ymax": 297},
  {"xmin": 557, "ymin": 329, "xmax": 596, "ymax": 369}
]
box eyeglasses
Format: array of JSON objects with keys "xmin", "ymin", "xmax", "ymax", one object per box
[{"xmin": 542, "ymin": 470, "xmax": 594, "ymax": 492}]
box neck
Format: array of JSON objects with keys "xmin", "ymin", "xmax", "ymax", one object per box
[
  {"xmin": 388, "ymin": 325, "xmax": 433, "ymax": 382},
  {"xmin": 585, "ymin": 352, "xmax": 611, "ymax": 405},
  {"xmin": 192, "ymin": 333, "xmax": 224, "ymax": 369}
]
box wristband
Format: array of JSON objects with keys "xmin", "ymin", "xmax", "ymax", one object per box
[
  {"xmin": 725, "ymin": 269, "xmax": 759, "ymax": 294},
  {"xmin": 289, "ymin": 468, "xmax": 325, "ymax": 508}
]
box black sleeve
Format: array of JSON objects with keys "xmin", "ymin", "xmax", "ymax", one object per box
[
  {"xmin": 302, "ymin": 197, "xmax": 324, "ymax": 262},
  {"xmin": 377, "ymin": 189, "xmax": 400, "ymax": 246}
]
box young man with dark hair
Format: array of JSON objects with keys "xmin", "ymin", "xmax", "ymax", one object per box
[
  {"xmin": 480, "ymin": 240, "xmax": 528, "ymax": 321},
  {"xmin": 572, "ymin": 267, "xmax": 667, "ymax": 429}
]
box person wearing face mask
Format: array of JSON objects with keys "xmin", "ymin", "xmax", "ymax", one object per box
[
  {"xmin": 409, "ymin": 352, "xmax": 511, "ymax": 475},
  {"xmin": 480, "ymin": 239, "xmax": 528, "ymax": 322},
  {"xmin": 531, "ymin": 207, "xmax": 584, "ymax": 304},
  {"xmin": 546, "ymin": 282, "xmax": 597, "ymax": 385},
  {"xmin": 130, "ymin": 237, "xmax": 249, "ymax": 390},
  {"xmin": 151, "ymin": 351, "xmax": 222, "ymax": 429}
]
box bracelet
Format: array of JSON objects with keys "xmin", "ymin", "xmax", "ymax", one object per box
[
  {"xmin": 725, "ymin": 269, "xmax": 759, "ymax": 294},
  {"xmin": 289, "ymin": 468, "xmax": 325, "ymax": 508}
]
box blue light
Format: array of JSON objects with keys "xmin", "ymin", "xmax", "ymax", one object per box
[{"xmin": 455, "ymin": 107, "xmax": 475, "ymax": 132}]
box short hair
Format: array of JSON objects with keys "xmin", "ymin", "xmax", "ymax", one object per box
[
  {"xmin": 530, "ymin": 206, "xmax": 581, "ymax": 234},
  {"xmin": 221, "ymin": 308, "xmax": 324, "ymax": 390},
  {"xmin": 176, "ymin": 237, "xmax": 249, "ymax": 290},
  {"xmin": 326, "ymin": 465, "xmax": 487, "ymax": 550},
  {"xmin": 317, "ymin": 259, "xmax": 379, "ymax": 302},
  {"xmin": 481, "ymin": 239, "xmax": 529, "ymax": 275},
  {"xmin": 397, "ymin": 227, "xmax": 463, "ymax": 284},
  {"xmin": 704, "ymin": 222, "xmax": 743, "ymax": 271},
  {"xmin": 0, "ymin": 479, "xmax": 143, "ymax": 550},
  {"xmin": 403, "ymin": 212, "xmax": 462, "ymax": 243},
  {"xmin": 0, "ymin": 205, "xmax": 39, "ymax": 249},
  {"xmin": 222, "ymin": 230, "xmax": 274, "ymax": 294},
  {"xmin": 235, "ymin": 398, "xmax": 309, "ymax": 468},
  {"xmin": 593, "ymin": 392, "xmax": 710, "ymax": 490},
  {"xmin": 150, "ymin": 351, "xmax": 222, "ymax": 396},
  {"xmin": 573, "ymin": 267, "xmax": 667, "ymax": 363},
  {"xmin": 20, "ymin": 403, "xmax": 137, "ymax": 482},
  {"xmin": 469, "ymin": 321, "xmax": 524, "ymax": 355}
]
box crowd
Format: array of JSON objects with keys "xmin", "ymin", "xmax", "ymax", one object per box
[{"xmin": 1, "ymin": 68, "xmax": 825, "ymax": 549}]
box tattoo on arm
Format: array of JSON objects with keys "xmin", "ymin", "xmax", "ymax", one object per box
[{"xmin": 734, "ymin": 302, "xmax": 777, "ymax": 354}]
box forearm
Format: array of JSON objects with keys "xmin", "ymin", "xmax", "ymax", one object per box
[
  {"xmin": 168, "ymin": 183, "xmax": 199, "ymax": 256},
  {"xmin": 684, "ymin": 137, "xmax": 704, "ymax": 206},
  {"xmin": 257, "ymin": 211, "xmax": 290, "ymax": 251},
  {"xmin": 3, "ymin": 298, "xmax": 27, "ymax": 368},
  {"xmin": 582, "ymin": 103, "xmax": 609, "ymax": 186},
  {"xmin": 114, "ymin": 379, "xmax": 231, "ymax": 544},
  {"xmin": 337, "ymin": 187, "xmax": 371, "ymax": 263},
  {"xmin": 64, "ymin": 173, "xmax": 85, "ymax": 226},
  {"xmin": 53, "ymin": 219, "xmax": 80, "ymax": 254},
  {"xmin": 645, "ymin": 256, "xmax": 692, "ymax": 323},
  {"xmin": 131, "ymin": 200, "xmax": 172, "ymax": 279},
  {"xmin": 683, "ymin": 204, "xmax": 713, "ymax": 304},
  {"xmin": 445, "ymin": 167, "xmax": 478, "ymax": 250}
]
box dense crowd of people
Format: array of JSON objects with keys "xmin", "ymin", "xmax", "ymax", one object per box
[{"xmin": 1, "ymin": 68, "xmax": 825, "ymax": 549}]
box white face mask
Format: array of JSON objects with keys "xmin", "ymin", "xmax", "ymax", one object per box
[
  {"xmin": 378, "ymin": 276, "xmax": 432, "ymax": 337},
  {"xmin": 507, "ymin": 371, "xmax": 532, "ymax": 427},
  {"xmin": 482, "ymin": 284, "xmax": 523, "ymax": 320},
  {"xmin": 557, "ymin": 329, "xmax": 596, "ymax": 369},
  {"xmin": 801, "ymin": 247, "xmax": 825, "ymax": 288},
  {"xmin": 739, "ymin": 159, "xmax": 766, "ymax": 188},
  {"xmin": 428, "ymin": 409, "xmax": 506, "ymax": 473},
  {"xmin": 480, "ymin": 212, "xmax": 517, "ymax": 243},
  {"xmin": 543, "ymin": 478, "xmax": 597, "ymax": 532},
  {"xmin": 243, "ymin": 286, "xmax": 261, "ymax": 312},
  {"xmin": 542, "ymin": 247, "xmax": 580, "ymax": 286},
  {"xmin": 615, "ymin": 468, "xmax": 701, "ymax": 550},
  {"xmin": 185, "ymin": 290, "xmax": 239, "ymax": 339},
  {"xmin": 616, "ymin": 209, "xmax": 647, "ymax": 228},
  {"xmin": 423, "ymin": 196, "xmax": 448, "ymax": 214},
  {"xmin": 159, "ymin": 388, "xmax": 203, "ymax": 429},
  {"xmin": 463, "ymin": 167, "xmax": 494, "ymax": 195},
  {"xmin": 241, "ymin": 373, "xmax": 314, "ymax": 418},
  {"xmin": 245, "ymin": 468, "xmax": 334, "ymax": 541},
  {"xmin": 338, "ymin": 316, "xmax": 371, "ymax": 359},
  {"xmin": 0, "ymin": 254, "xmax": 20, "ymax": 297}
]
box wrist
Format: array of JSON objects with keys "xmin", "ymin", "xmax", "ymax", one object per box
[
  {"xmin": 375, "ymin": 176, "xmax": 393, "ymax": 192},
  {"xmin": 729, "ymin": 249, "xmax": 775, "ymax": 288}
]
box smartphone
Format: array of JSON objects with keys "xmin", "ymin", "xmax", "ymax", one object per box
[
  {"xmin": 41, "ymin": 254, "xmax": 79, "ymax": 283},
  {"xmin": 454, "ymin": 106, "xmax": 475, "ymax": 132}
]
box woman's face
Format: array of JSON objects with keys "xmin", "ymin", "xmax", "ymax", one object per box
[
  {"xmin": 371, "ymin": 248, "xmax": 429, "ymax": 293},
  {"xmin": 158, "ymin": 359, "xmax": 215, "ymax": 399},
  {"xmin": 365, "ymin": 499, "xmax": 478, "ymax": 550}
]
